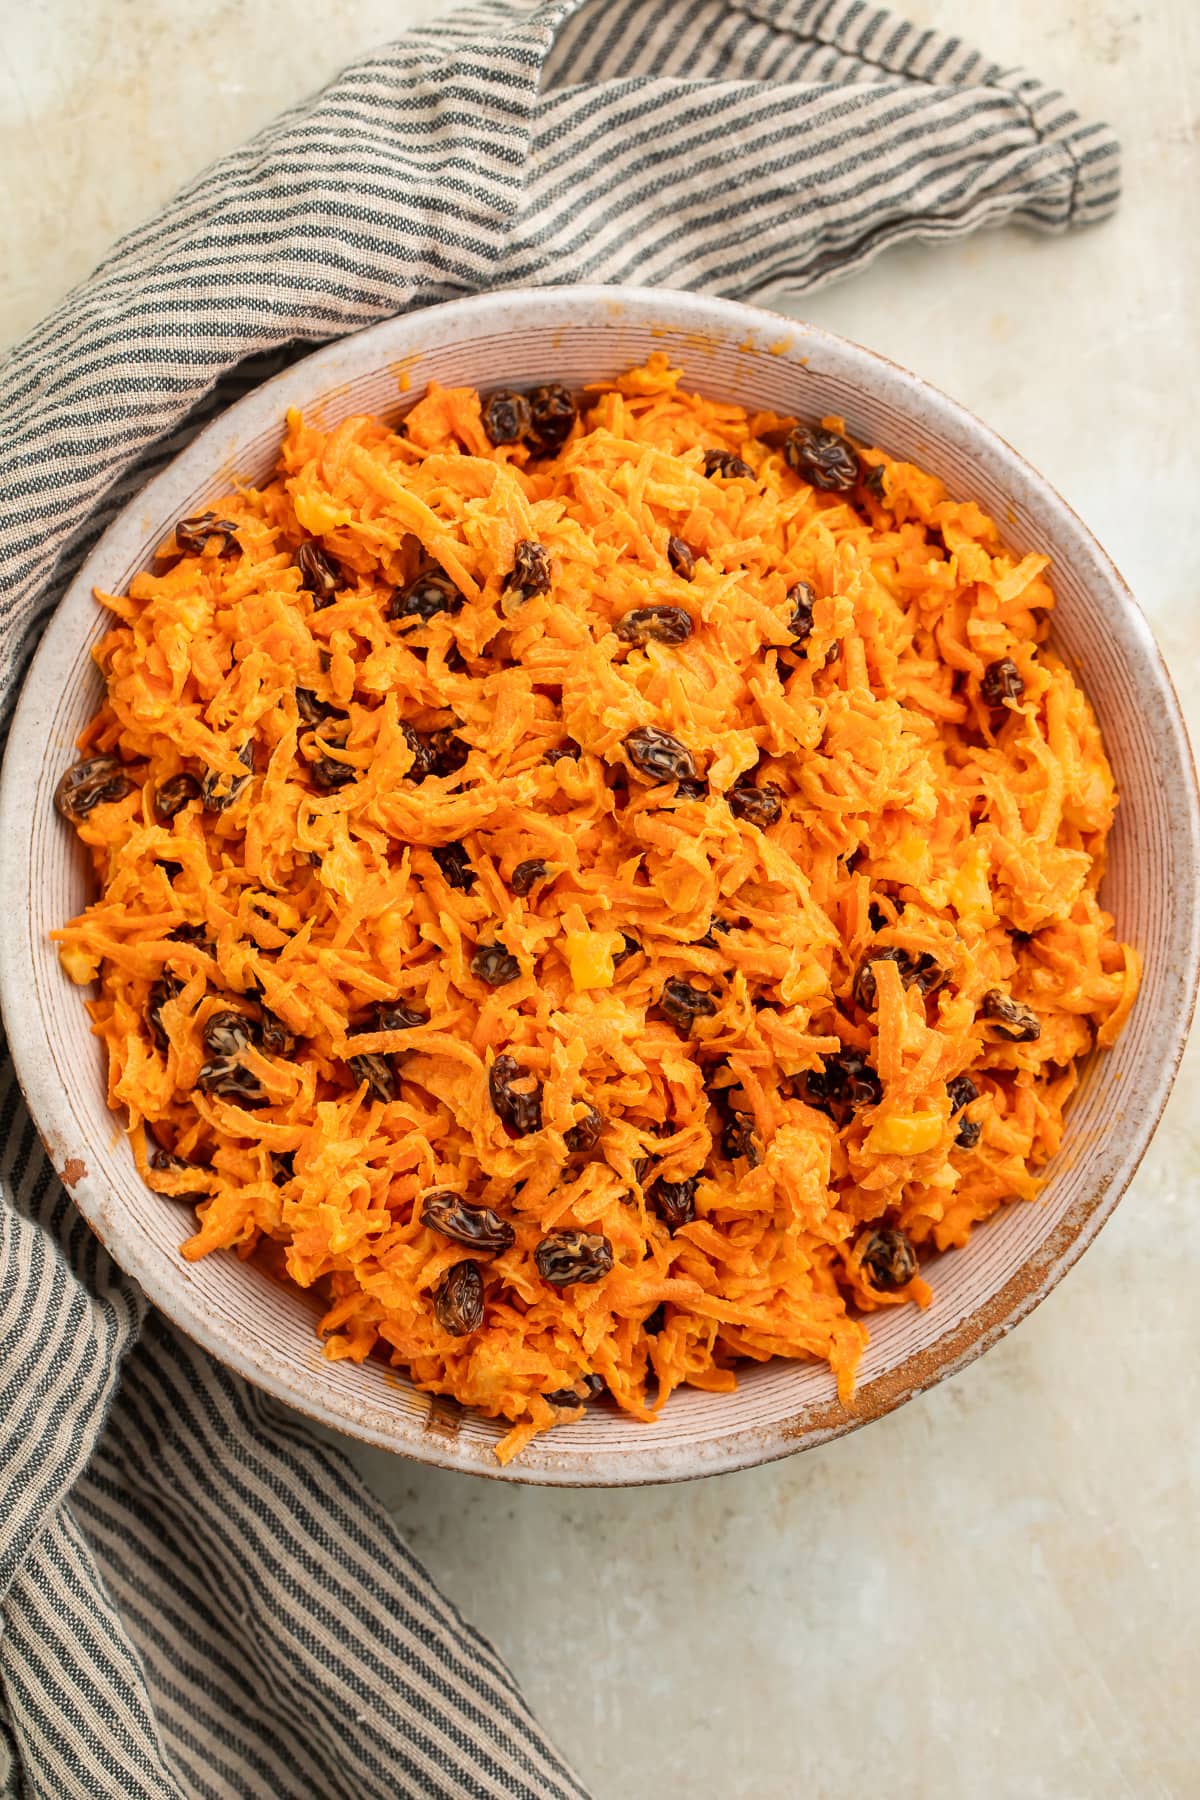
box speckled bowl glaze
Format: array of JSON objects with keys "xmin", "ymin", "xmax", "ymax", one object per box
[{"xmin": 2, "ymin": 286, "xmax": 1197, "ymax": 1486}]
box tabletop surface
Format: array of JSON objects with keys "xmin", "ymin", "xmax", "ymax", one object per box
[{"xmin": 3, "ymin": 2, "xmax": 1197, "ymax": 1795}]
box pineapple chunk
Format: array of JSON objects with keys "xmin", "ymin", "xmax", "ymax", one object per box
[
  {"xmin": 294, "ymin": 491, "xmax": 352, "ymax": 535},
  {"xmin": 59, "ymin": 943, "xmax": 100, "ymax": 985},
  {"xmin": 564, "ymin": 929, "xmax": 623, "ymax": 991},
  {"xmin": 949, "ymin": 839, "xmax": 996, "ymax": 925},
  {"xmin": 866, "ymin": 1111, "xmax": 943, "ymax": 1156}
]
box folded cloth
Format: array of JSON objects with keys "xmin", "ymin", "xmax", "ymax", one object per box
[{"xmin": 0, "ymin": 2, "xmax": 1118, "ymax": 1794}]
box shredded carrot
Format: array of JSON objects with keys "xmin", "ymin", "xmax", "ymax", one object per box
[{"xmin": 55, "ymin": 355, "xmax": 1140, "ymax": 1460}]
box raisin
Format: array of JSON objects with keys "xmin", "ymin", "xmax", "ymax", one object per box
[
  {"xmin": 294, "ymin": 540, "xmax": 344, "ymax": 605},
  {"xmin": 981, "ymin": 658, "xmax": 1025, "ymax": 708},
  {"xmin": 269, "ymin": 1151, "xmax": 295, "ymax": 1187},
  {"xmin": 258, "ymin": 1007, "xmax": 297, "ymax": 1057},
  {"xmin": 545, "ymin": 1373, "xmax": 605, "ymax": 1406},
  {"xmin": 955, "ymin": 1117, "xmax": 982, "ymax": 1150},
  {"xmin": 371, "ymin": 1000, "xmax": 426, "ymax": 1033},
  {"xmin": 673, "ymin": 776, "xmax": 708, "ymax": 802},
  {"xmin": 825, "ymin": 642, "xmax": 842, "ymax": 666},
  {"xmin": 528, "ymin": 384, "xmax": 577, "ymax": 453},
  {"xmin": 202, "ymin": 1010, "xmax": 255, "ymax": 1059},
  {"xmin": 201, "ymin": 742, "xmax": 254, "ymax": 814},
  {"xmin": 421, "ymin": 1190, "xmax": 515, "ymax": 1253},
  {"xmin": 720, "ymin": 1112, "xmax": 760, "ymax": 1165},
  {"xmin": 728, "ymin": 782, "xmax": 783, "ymax": 828},
  {"xmin": 54, "ymin": 756, "xmax": 133, "ymax": 824},
  {"xmin": 649, "ymin": 1175, "xmax": 697, "ymax": 1234},
  {"xmin": 175, "ymin": 512, "xmax": 242, "ymax": 557},
  {"xmin": 613, "ymin": 935, "xmax": 641, "ymax": 965},
  {"xmin": 154, "ymin": 773, "xmax": 201, "ymax": 822},
  {"xmin": 147, "ymin": 976, "xmax": 182, "ymax": 1053},
  {"xmin": 196, "ymin": 1059, "xmax": 268, "ymax": 1105},
  {"xmin": 505, "ymin": 539, "xmax": 551, "ymax": 601},
  {"xmin": 858, "ymin": 1226, "xmax": 917, "ymax": 1290},
  {"xmin": 564, "ymin": 1106, "xmax": 603, "ymax": 1154},
  {"xmin": 853, "ymin": 946, "xmax": 946, "ymax": 1011},
  {"xmin": 615, "ymin": 606, "xmax": 693, "ymax": 646},
  {"xmin": 482, "ymin": 389, "xmax": 533, "ymax": 446},
  {"xmin": 432, "ymin": 842, "xmax": 476, "ymax": 892},
  {"xmin": 702, "ymin": 449, "xmax": 755, "ymax": 481},
  {"xmin": 489, "ymin": 1054, "xmax": 543, "ymax": 1135},
  {"xmin": 981, "ymin": 989, "xmax": 1041, "ymax": 1042},
  {"xmin": 784, "ymin": 425, "xmax": 860, "ymax": 492},
  {"xmin": 427, "ymin": 729, "xmax": 470, "ymax": 777},
  {"xmin": 511, "ymin": 858, "xmax": 548, "ymax": 896},
  {"xmin": 667, "ymin": 536, "xmax": 695, "ymax": 580},
  {"xmin": 807, "ymin": 1048, "xmax": 882, "ymax": 1109},
  {"xmin": 433, "ymin": 1260, "xmax": 484, "ymax": 1334},
  {"xmin": 642, "ymin": 1305, "xmax": 666, "ymax": 1336},
  {"xmin": 862, "ymin": 463, "xmax": 888, "ymax": 502},
  {"xmin": 946, "ymin": 1074, "xmax": 978, "ymax": 1115},
  {"xmin": 783, "ymin": 580, "xmax": 816, "ymax": 645},
  {"xmin": 544, "ymin": 738, "xmax": 582, "ymax": 765},
  {"xmin": 346, "ymin": 1052, "xmax": 397, "ymax": 1103},
  {"xmin": 310, "ymin": 741, "xmax": 358, "ymax": 791},
  {"xmin": 390, "ymin": 567, "xmax": 464, "ymax": 622},
  {"xmin": 295, "ymin": 688, "xmax": 335, "ymax": 726},
  {"xmin": 169, "ymin": 923, "xmax": 212, "ymax": 950},
  {"xmin": 471, "ymin": 942, "xmax": 521, "ymax": 986},
  {"xmin": 534, "ymin": 1231, "xmax": 614, "ymax": 1286},
  {"xmin": 401, "ymin": 723, "xmax": 438, "ymax": 782},
  {"xmin": 624, "ymin": 726, "xmax": 698, "ymax": 786},
  {"xmin": 659, "ymin": 977, "xmax": 718, "ymax": 1036}
]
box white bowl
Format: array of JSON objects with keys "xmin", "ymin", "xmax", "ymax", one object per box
[{"xmin": 3, "ymin": 286, "xmax": 1197, "ymax": 1485}]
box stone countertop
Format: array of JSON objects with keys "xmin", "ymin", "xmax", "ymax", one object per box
[{"xmin": 4, "ymin": 3, "xmax": 1197, "ymax": 1795}]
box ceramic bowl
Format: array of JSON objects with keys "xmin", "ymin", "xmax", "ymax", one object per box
[{"xmin": 2, "ymin": 286, "xmax": 1196, "ymax": 1485}]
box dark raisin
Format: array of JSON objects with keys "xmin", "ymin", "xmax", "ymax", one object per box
[
  {"xmin": 946, "ymin": 1074, "xmax": 978, "ymax": 1115},
  {"xmin": 511, "ymin": 858, "xmax": 548, "ymax": 896},
  {"xmin": 784, "ymin": 425, "xmax": 860, "ymax": 492},
  {"xmin": 783, "ymin": 580, "xmax": 816, "ymax": 645},
  {"xmin": 720, "ymin": 1112, "xmax": 760, "ymax": 1165},
  {"xmin": 505, "ymin": 539, "xmax": 551, "ymax": 601},
  {"xmin": 853, "ymin": 947, "xmax": 947, "ymax": 1011},
  {"xmin": 427, "ymin": 728, "xmax": 470, "ymax": 777},
  {"xmin": 808, "ymin": 1048, "xmax": 882, "ymax": 1109},
  {"xmin": 54, "ymin": 756, "xmax": 134, "ymax": 824},
  {"xmin": 201, "ymin": 742, "xmax": 253, "ymax": 814},
  {"xmin": 421, "ymin": 1190, "xmax": 515, "ymax": 1253},
  {"xmin": 667, "ymin": 536, "xmax": 695, "ymax": 580},
  {"xmin": 862, "ymin": 463, "xmax": 888, "ymax": 501},
  {"xmin": 147, "ymin": 976, "xmax": 182, "ymax": 1053},
  {"xmin": 154, "ymin": 773, "xmax": 201, "ymax": 821},
  {"xmin": 624, "ymin": 726, "xmax": 698, "ymax": 786},
  {"xmin": 346, "ymin": 1052, "xmax": 397, "ymax": 1103},
  {"xmin": 642, "ymin": 1305, "xmax": 666, "ymax": 1336},
  {"xmin": 703, "ymin": 449, "xmax": 755, "ymax": 481},
  {"xmin": 564, "ymin": 1106, "xmax": 603, "ymax": 1154},
  {"xmin": 169, "ymin": 923, "xmax": 211, "ymax": 950},
  {"xmin": 471, "ymin": 942, "xmax": 521, "ymax": 986},
  {"xmin": 258, "ymin": 1007, "xmax": 297, "ymax": 1057},
  {"xmin": 981, "ymin": 988, "xmax": 1041, "ymax": 1042},
  {"xmin": 433, "ymin": 1259, "xmax": 484, "ymax": 1335},
  {"xmin": 659, "ymin": 977, "xmax": 718, "ymax": 1036},
  {"xmin": 858, "ymin": 1226, "xmax": 917, "ymax": 1290},
  {"xmin": 482, "ymin": 390, "xmax": 533, "ymax": 446},
  {"xmin": 371, "ymin": 1000, "xmax": 426, "ymax": 1033},
  {"xmin": 147, "ymin": 1145, "xmax": 207, "ymax": 1190},
  {"xmin": 489, "ymin": 1053, "xmax": 543, "ymax": 1135},
  {"xmin": 728, "ymin": 782, "xmax": 783, "ymax": 828},
  {"xmin": 534, "ymin": 1231, "xmax": 614, "ymax": 1287},
  {"xmin": 401, "ymin": 723, "xmax": 438, "ymax": 782},
  {"xmin": 294, "ymin": 540, "xmax": 344, "ymax": 605},
  {"xmin": 981, "ymin": 658, "xmax": 1025, "ymax": 708},
  {"xmin": 825, "ymin": 642, "xmax": 842, "ymax": 666},
  {"xmin": 955, "ymin": 1117, "xmax": 982, "ymax": 1150},
  {"xmin": 310, "ymin": 740, "xmax": 358, "ymax": 791},
  {"xmin": 175, "ymin": 512, "xmax": 242, "ymax": 557},
  {"xmin": 696, "ymin": 918, "xmax": 733, "ymax": 950},
  {"xmin": 613, "ymin": 935, "xmax": 641, "ymax": 965},
  {"xmin": 390, "ymin": 567, "xmax": 464, "ymax": 622},
  {"xmin": 295, "ymin": 688, "xmax": 334, "ymax": 726},
  {"xmin": 615, "ymin": 606, "xmax": 693, "ymax": 646},
  {"xmin": 432, "ymin": 842, "xmax": 476, "ymax": 892},
  {"xmin": 649, "ymin": 1176, "xmax": 697, "ymax": 1234},
  {"xmin": 202, "ymin": 1010, "xmax": 255, "ymax": 1059},
  {"xmin": 544, "ymin": 738, "xmax": 581, "ymax": 766},
  {"xmin": 528, "ymin": 384, "xmax": 577, "ymax": 453},
  {"xmin": 269, "ymin": 1151, "xmax": 296, "ymax": 1187},
  {"xmin": 196, "ymin": 1059, "xmax": 268, "ymax": 1105},
  {"xmin": 545, "ymin": 1372, "xmax": 604, "ymax": 1407}
]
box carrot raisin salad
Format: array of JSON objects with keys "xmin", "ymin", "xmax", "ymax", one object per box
[{"xmin": 54, "ymin": 354, "xmax": 1139, "ymax": 1460}]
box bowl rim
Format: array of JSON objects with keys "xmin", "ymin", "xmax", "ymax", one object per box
[{"xmin": 3, "ymin": 282, "xmax": 1197, "ymax": 1487}]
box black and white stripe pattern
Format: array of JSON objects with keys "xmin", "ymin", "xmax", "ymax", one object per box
[{"xmin": 0, "ymin": 3, "xmax": 1118, "ymax": 1793}]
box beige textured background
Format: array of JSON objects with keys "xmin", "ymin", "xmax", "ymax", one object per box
[{"xmin": 3, "ymin": 3, "xmax": 1198, "ymax": 1795}]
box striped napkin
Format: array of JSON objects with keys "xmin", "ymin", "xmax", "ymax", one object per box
[{"xmin": 0, "ymin": 3, "xmax": 1118, "ymax": 1794}]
